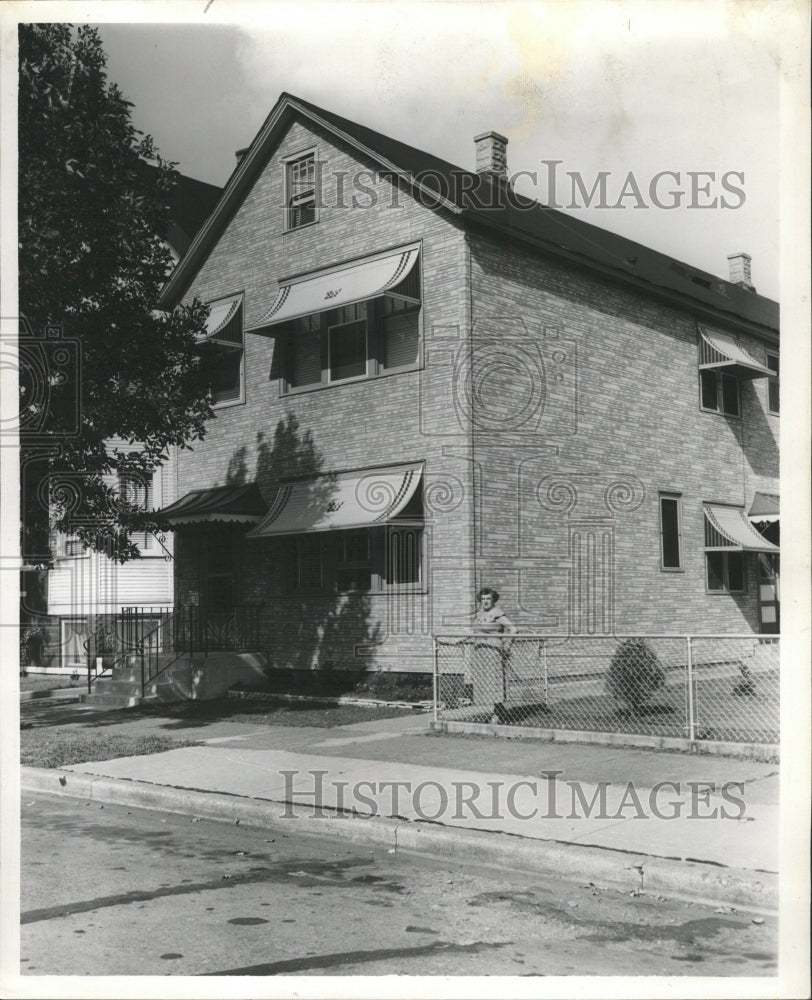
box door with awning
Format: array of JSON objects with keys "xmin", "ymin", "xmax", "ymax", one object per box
[{"xmin": 703, "ymin": 504, "xmax": 779, "ymax": 630}]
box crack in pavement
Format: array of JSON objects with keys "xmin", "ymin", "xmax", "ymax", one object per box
[{"xmin": 206, "ymin": 939, "xmax": 510, "ymax": 975}]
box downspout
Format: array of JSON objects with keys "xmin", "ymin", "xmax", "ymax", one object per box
[{"xmin": 463, "ymin": 228, "xmax": 477, "ymax": 606}]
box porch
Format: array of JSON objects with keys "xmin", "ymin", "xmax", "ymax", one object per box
[{"xmin": 82, "ymin": 604, "xmax": 266, "ymax": 708}]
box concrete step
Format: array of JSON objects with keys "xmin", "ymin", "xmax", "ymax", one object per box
[
  {"xmin": 80, "ymin": 692, "xmax": 142, "ymax": 709},
  {"xmin": 91, "ymin": 679, "xmax": 142, "ymax": 696}
]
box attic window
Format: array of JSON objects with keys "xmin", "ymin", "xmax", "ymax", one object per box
[{"xmin": 286, "ymin": 152, "xmax": 317, "ymax": 230}]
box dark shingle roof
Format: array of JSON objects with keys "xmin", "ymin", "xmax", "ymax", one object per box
[
  {"xmin": 160, "ymin": 93, "xmax": 777, "ymax": 333},
  {"xmin": 291, "ymin": 94, "xmax": 777, "ymax": 332}
]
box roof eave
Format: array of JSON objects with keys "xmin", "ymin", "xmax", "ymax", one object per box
[
  {"xmin": 461, "ymin": 211, "xmax": 779, "ymax": 338},
  {"xmin": 158, "ymin": 95, "xmax": 460, "ymax": 310}
]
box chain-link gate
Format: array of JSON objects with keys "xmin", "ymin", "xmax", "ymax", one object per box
[{"xmin": 434, "ymin": 633, "xmax": 779, "ymax": 745}]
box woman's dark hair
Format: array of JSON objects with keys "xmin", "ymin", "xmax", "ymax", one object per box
[{"xmin": 477, "ymin": 587, "xmax": 499, "ymax": 602}]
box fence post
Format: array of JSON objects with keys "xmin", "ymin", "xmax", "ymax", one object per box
[
  {"xmin": 541, "ymin": 638, "xmax": 548, "ymax": 705},
  {"xmin": 432, "ymin": 636, "xmax": 439, "ymax": 723},
  {"xmin": 686, "ymin": 635, "xmax": 696, "ymax": 741}
]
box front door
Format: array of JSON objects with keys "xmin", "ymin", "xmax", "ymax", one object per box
[{"xmin": 757, "ymin": 553, "xmax": 780, "ymax": 634}]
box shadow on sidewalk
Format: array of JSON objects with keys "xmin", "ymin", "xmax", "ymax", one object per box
[{"xmin": 19, "ymin": 697, "xmax": 410, "ymax": 733}]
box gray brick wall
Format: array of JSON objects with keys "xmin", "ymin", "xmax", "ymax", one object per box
[
  {"xmin": 175, "ymin": 118, "xmax": 476, "ymax": 672},
  {"xmin": 467, "ymin": 230, "xmax": 779, "ymax": 635}
]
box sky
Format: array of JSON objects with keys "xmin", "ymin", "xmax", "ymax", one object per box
[{"xmin": 73, "ymin": 1, "xmax": 798, "ymax": 302}]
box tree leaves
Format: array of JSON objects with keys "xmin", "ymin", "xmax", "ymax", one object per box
[{"xmin": 19, "ymin": 24, "xmax": 212, "ymax": 563}]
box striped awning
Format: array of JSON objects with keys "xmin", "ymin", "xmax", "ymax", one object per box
[
  {"xmin": 248, "ymin": 463, "xmax": 422, "ymax": 538},
  {"xmin": 704, "ymin": 504, "xmax": 779, "ymax": 552},
  {"xmin": 250, "ymin": 246, "xmax": 419, "ymax": 330},
  {"xmin": 698, "ymin": 327, "xmax": 772, "ymax": 379},
  {"xmin": 158, "ymin": 483, "xmax": 266, "ymax": 527},
  {"xmin": 748, "ymin": 491, "xmax": 779, "ymax": 523},
  {"xmin": 199, "ymin": 295, "xmax": 243, "ymax": 346}
]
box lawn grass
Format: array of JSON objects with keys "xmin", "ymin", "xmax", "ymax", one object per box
[
  {"xmin": 20, "ymin": 729, "xmax": 202, "ymax": 769},
  {"xmin": 137, "ymin": 698, "xmax": 413, "ymax": 729},
  {"xmin": 441, "ymin": 670, "xmax": 779, "ymax": 744},
  {"xmin": 19, "ymin": 674, "xmax": 83, "ymax": 692}
]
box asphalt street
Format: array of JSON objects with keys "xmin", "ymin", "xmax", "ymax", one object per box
[{"xmin": 21, "ymin": 792, "xmax": 777, "ymax": 977}]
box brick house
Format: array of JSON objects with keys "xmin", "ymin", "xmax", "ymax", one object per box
[{"xmin": 156, "ymin": 93, "xmax": 779, "ymax": 681}]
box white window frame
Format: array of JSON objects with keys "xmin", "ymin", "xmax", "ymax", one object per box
[{"xmin": 283, "ymin": 148, "xmax": 318, "ymax": 232}]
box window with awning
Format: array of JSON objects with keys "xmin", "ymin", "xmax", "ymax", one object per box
[
  {"xmin": 703, "ymin": 504, "xmax": 779, "ymax": 552},
  {"xmin": 249, "ymin": 463, "xmax": 424, "ymax": 593},
  {"xmin": 198, "ymin": 294, "xmax": 245, "ymax": 406},
  {"xmin": 249, "ymin": 463, "xmax": 422, "ymax": 537},
  {"xmin": 698, "ymin": 327, "xmax": 772, "ymax": 380},
  {"xmin": 249, "ymin": 246, "xmax": 422, "ymax": 393},
  {"xmin": 255, "ymin": 246, "xmax": 420, "ymax": 328}
]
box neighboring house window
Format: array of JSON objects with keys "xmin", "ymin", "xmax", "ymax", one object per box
[
  {"xmin": 119, "ymin": 470, "xmax": 156, "ymax": 552},
  {"xmin": 658, "ymin": 493, "xmax": 682, "ymax": 570},
  {"xmin": 289, "ymin": 526, "xmax": 422, "ymax": 593},
  {"xmin": 281, "ymin": 288, "xmax": 421, "ymax": 394},
  {"xmin": 64, "ymin": 538, "xmax": 86, "ymax": 557},
  {"xmin": 286, "ymin": 152, "xmax": 317, "ymax": 230},
  {"xmin": 700, "ymin": 369, "xmax": 740, "ymax": 416},
  {"xmin": 202, "ymin": 295, "xmax": 244, "ymax": 407},
  {"xmin": 766, "ymin": 352, "xmax": 779, "ymax": 414},
  {"xmin": 706, "ymin": 551, "xmax": 745, "ymax": 593},
  {"xmin": 52, "ymin": 533, "xmax": 88, "ymax": 559}
]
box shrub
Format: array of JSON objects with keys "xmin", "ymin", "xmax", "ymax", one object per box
[
  {"xmin": 607, "ymin": 638, "xmax": 665, "ymax": 712},
  {"xmin": 20, "ymin": 627, "xmax": 45, "ymax": 669}
]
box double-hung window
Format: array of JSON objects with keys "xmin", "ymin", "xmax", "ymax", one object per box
[
  {"xmin": 286, "ymin": 152, "xmax": 317, "ymax": 230},
  {"xmin": 119, "ymin": 469, "xmax": 157, "ymax": 553},
  {"xmin": 279, "ymin": 263, "xmax": 421, "ymax": 393},
  {"xmin": 328, "ymin": 304, "xmax": 368, "ymax": 382},
  {"xmin": 200, "ymin": 294, "xmax": 244, "ymax": 407},
  {"xmin": 700, "ymin": 369, "xmax": 740, "ymax": 416},
  {"xmin": 706, "ymin": 551, "xmax": 745, "ymax": 593}
]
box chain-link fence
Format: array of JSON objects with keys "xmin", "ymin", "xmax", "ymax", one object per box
[{"xmin": 434, "ymin": 633, "xmax": 779, "ymax": 746}]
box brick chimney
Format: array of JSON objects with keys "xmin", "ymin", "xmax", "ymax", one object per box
[
  {"xmin": 474, "ymin": 131, "xmax": 509, "ymax": 178},
  {"xmin": 727, "ymin": 252, "xmax": 755, "ymax": 292}
]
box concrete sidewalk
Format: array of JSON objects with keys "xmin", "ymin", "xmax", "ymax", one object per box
[{"xmin": 20, "ymin": 702, "xmax": 779, "ymax": 909}]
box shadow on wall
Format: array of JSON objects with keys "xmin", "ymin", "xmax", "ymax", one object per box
[
  {"xmin": 220, "ymin": 413, "xmax": 382, "ymax": 686},
  {"xmin": 739, "ymin": 380, "xmax": 778, "ymax": 480}
]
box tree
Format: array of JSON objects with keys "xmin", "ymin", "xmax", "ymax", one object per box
[{"xmin": 18, "ymin": 23, "xmax": 212, "ymax": 572}]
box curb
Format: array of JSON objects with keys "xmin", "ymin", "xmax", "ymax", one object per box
[
  {"xmin": 22, "ymin": 765, "xmax": 777, "ymax": 912},
  {"xmin": 431, "ymin": 720, "xmax": 780, "ymax": 763}
]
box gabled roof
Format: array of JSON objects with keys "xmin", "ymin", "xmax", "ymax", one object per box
[
  {"xmin": 138, "ymin": 161, "xmax": 222, "ymax": 258},
  {"xmin": 159, "ymin": 93, "xmax": 778, "ymax": 335},
  {"xmin": 166, "ymin": 171, "xmax": 223, "ymax": 257}
]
